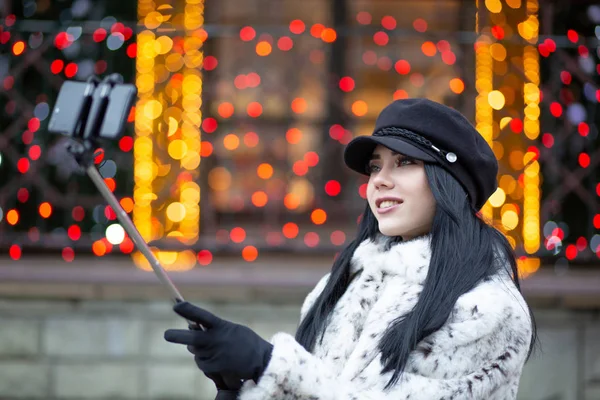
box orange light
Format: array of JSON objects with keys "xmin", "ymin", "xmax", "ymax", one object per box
[
  {"xmin": 6, "ymin": 209, "xmax": 19, "ymax": 225},
  {"xmin": 251, "ymin": 191, "xmax": 268, "ymax": 207},
  {"xmin": 256, "ymin": 41, "xmax": 272, "ymax": 56},
  {"xmin": 223, "ymin": 134, "xmax": 240, "ymax": 150},
  {"xmin": 449, "ymin": 78, "xmax": 465, "ymax": 94},
  {"xmin": 242, "ymin": 245, "xmax": 258, "ymax": 262},
  {"xmin": 39, "ymin": 202, "xmax": 52, "ymax": 218},
  {"xmin": 230, "ymin": 227, "xmax": 246, "ymax": 243},
  {"xmin": 311, "ymin": 209, "xmax": 327, "ymax": 225},
  {"xmin": 92, "ymin": 240, "xmax": 107, "ymax": 256},
  {"xmin": 12, "ymin": 41, "xmax": 25, "ymax": 55},
  {"xmin": 247, "ymin": 101, "xmax": 263, "ymax": 117},
  {"xmin": 304, "ymin": 151, "xmax": 319, "ymax": 167},
  {"xmin": 200, "ymin": 141, "xmax": 213, "ymax": 157},
  {"xmin": 284, "ymin": 193, "xmax": 300, "ymax": 210},
  {"xmin": 321, "ymin": 28, "xmax": 337, "ymax": 43},
  {"xmin": 120, "ymin": 237, "xmax": 134, "ymax": 253},
  {"xmin": 286, "ymin": 128, "xmax": 302, "ymax": 144},
  {"xmin": 393, "ymin": 90, "xmax": 409, "ymax": 100},
  {"xmin": 351, "ymin": 100, "xmax": 368, "ymax": 116},
  {"xmin": 104, "ymin": 178, "xmax": 116, "ymax": 192},
  {"xmin": 310, "ymin": 24, "xmax": 325, "ymax": 38},
  {"xmin": 291, "ymin": 97, "xmax": 307, "ymax": 114},
  {"xmin": 218, "ymin": 102, "xmax": 234, "ymax": 118},
  {"xmin": 421, "ymin": 41, "xmax": 437, "ymax": 57},
  {"xmin": 292, "ymin": 160, "xmax": 309, "ymax": 176},
  {"xmin": 120, "ymin": 197, "xmax": 134, "ymax": 213},
  {"xmin": 282, "ymin": 222, "xmax": 299, "ymax": 238},
  {"xmin": 257, "ymin": 163, "xmax": 274, "ymax": 179}
]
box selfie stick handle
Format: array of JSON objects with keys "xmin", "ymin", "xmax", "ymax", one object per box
[{"xmin": 85, "ymin": 165, "xmax": 186, "ymax": 304}]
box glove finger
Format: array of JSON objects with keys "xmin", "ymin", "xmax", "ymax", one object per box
[
  {"xmin": 164, "ymin": 329, "xmax": 209, "ymax": 346},
  {"xmin": 173, "ymin": 302, "xmax": 221, "ymax": 328},
  {"xmin": 204, "ymin": 373, "xmax": 227, "ymax": 390}
]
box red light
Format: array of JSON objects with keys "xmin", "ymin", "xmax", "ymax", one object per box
[
  {"xmin": 578, "ymin": 122, "xmax": 589, "ymax": 137},
  {"xmin": 62, "ymin": 247, "xmax": 75, "ymax": 262},
  {"xmin": 289, "ymin": 19, "xmax": 305, "ymax": 34},
  {"xmin": 17, "ymin": 158, "xmax": 30, "ymax": 174},
  {"xmin": 544, "ymin": 38, "xmax": 556, "ymax": 52},
  {"xmin": 373, "ymin": 31, "xmax": 389, "ymax": 46},
  {"xmin": 304, "ymin": 232, "xmax": 320, "ymax": 247},
  {"xmin": 240, "ymin": 26, "xmax": 256, "ymax": 41},
  {"xmin": 93, "ymin": 28, "xmax": 107, "ymax": 42},
  {"xmin": 339, "ymin": 76, "xmax": 355, "ymax": 92},
  {"xmin": 68, "ymin": 225, "xmax": 81, "ymax": 241},
  {"xmin": 197, "ymin": 249, "xmax": 213, "ymax": 266},
  {"xmin": 549, "ymin": 102, "xmax": 562, "ymax": 117},
  {"xmin": 565, "ymin": 244, "xmax": 577, "ymax": 260},
  {"xmin": 119, "ymin": 136, "xmax": 133, "ymax": 152},
  {"xmin": 120, "ymin": 238, "xmax": 134, "ymax": 254},
  {"xmin": 203, "ymin": 56, "xmax": 218, "ymax": 71},
  {"xmin": 292, "ymin": 160, "xmax": 309, "ymax": 176},
  {"xmin": 394, "ymin": 60, "xmax": 411, "ymax": 75},
  {"xmin": 105, "ymin": 205, "xmax": 117, "ymax": 220},
  {"xmin": 277, "ymin": 36, "xmax": 293, "ymax": 51},
  {"xmin": 126, "ymin": 43, "xmax": 137, "ymax": 58},
  {"xmin": 234, "ymin": 74, "xmax": 247, "ymax": 89},
  {"xmin": 94, "ymin": 148, "xmax": 105, "ymax": 164},
  {"xmin": 567, "ymin": 30, "xmax": 578, "ymax": 43},
  {"xmin": 362, "ymin": 50, "xmax": 377, "ymax": 65},
  {"xmin": 560, "ymin": 71, "xmax": 571, "ymax": 85},
  {"xmin": 304, "ymin": 151, "xmax": 319, "ymax": 167},
  {"xmin": 5, "ymin": 14, "xmax": 16, "ymax": 27},
  {"xmin": 552, "ymin": 228, "xmax": 565, "ymax": 240},
  {"xmin": 441, "ymin": 51, "xmax": 456, "ymax": 65},
  {"xmin": 491, "ymin": 25, "xmax": 504, "ymax": 40},
  {"xmin": 50, "ymin": 59, "xmax": 64, "ymax": 74},
  {"xmin": 542, "ymin": 133, "xmax": 554, "ymax": 148},
  {"xmin": 54, "ymin": 32, "xmax": 72, "ymax": 50},
  {"xmin": 413, "ymin": 18, "xmax": 428, "ymax": 32},
  {"xmin": 329, "ymin": 124, "xmax": 345, "ymax": 140},
  {"xmin": 17, "ymin": 188, "xmax": 29, "ymax": 203},
  {"xmin": 509, "ymin": 118, "xmax": 523, "ymax": 133},
  {"xmin": 356, "ymin": 11, "xmax": 372, "ymax": 25},
  {"xmin": 576, "ymin": 237, "xmax": 588, "ymax": 251},
  {"xmin": 381, "ymin": 16, "xmax": 396, "ymax": 30},
  {"xmin": 72, "ymin": 206, "xmax": 85, "ymax": 221},
  {"xmin": 29, "ymin": 145, "xmax": 41, "ymax": 160},
  {"xmin": 95, "ymin": 60, "xmax": 108, "ymax": 74},
  {"xmin": 578, "ymin": 153, "xmax": 590, "ymax": 168},
  {"xmin": 28, "ymin": 118, "xmax": 40, "ymax": 132},
  {"xmin": 437, "ymin": 40, "xmax": 450, "ymax": 52},
  {"xmin": 330, "ymin": 230, "xmax": 346, "ymax": 246},
  {"xmin": 324, "ymin": 180, "xmax": 341, "ymax": 196},
  {"xmin": 393, "ymin": 90, "xmax": 409, "ymax": 100},
  {"xmin": 202, "ymin": 117, "xmax": 218, "ymax": 133},
  {"xmin": 64, "ymin": 63, "xmax": 78, "ymax": 78},
  {"xmin": 246, "ymin": 72, "xmax": 261, "ymax": 87},
  {"xmin": 578, "ymin": 45, "xmax": 589, "ymax": 58},
  {"xmin": 538, "ymin": 43, "xmax": 550, "ymax": 58},
  {"xmin": 230, "ymin": 227, "xmax": 246, "ymax": 243},
  {"xmin": 594, "ymin": 214, "xmax": 600, "ymax": 229},
  {"xmin": 9, "ymin": 245, "xmax": 21, "ymax": 260},
  {"xmin": 377, "ymin": 57, "xmax": 392, "ymax": 71},
  {"xmin": 358, "ymin": 183, "xmax": 367, "ymax": 199}
]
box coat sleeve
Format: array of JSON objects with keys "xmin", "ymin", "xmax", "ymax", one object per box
[{"xmin": 238, "ymin": 277, "xmax": 532, "ymax": 400}]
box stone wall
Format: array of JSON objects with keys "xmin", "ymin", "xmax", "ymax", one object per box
[{"xmin": 0, "ymin": 298, "xmax": 599, "ymax": 400}]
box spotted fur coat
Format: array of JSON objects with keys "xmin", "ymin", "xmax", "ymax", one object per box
[{"xmin": 238, "ymin": 235, "xmax": 532, "ymax": 399}]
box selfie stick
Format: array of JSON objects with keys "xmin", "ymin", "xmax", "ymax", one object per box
[{"xmin": 63, "ymin": 75, "xmax": 244, "ymax": 392}]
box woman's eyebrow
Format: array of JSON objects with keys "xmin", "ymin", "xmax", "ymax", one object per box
[{"xmin": 369, "ymin": 151, "xmax": 401, "ymax": 161}]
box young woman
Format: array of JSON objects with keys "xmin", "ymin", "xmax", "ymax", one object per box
[{"xmin": 165, "ymin": 98, "xmax": 537, "ymax": 400}]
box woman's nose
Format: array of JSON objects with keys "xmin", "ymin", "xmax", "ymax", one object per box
[{"xmin": 373, "ymin": 167, "xmax": 394, "ymax": 189}]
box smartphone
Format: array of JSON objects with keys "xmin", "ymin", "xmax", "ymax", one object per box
[
  {"xmin": 48, "ymin": 80, "xmax": 96, "ymax": 137},
  {"xmin": 83, "ymin": 83, "xmax": 137, "ymax": 140}
]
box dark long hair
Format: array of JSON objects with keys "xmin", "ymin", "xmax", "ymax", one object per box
[{"xmin": 295, "ymin": 163, "xmax": 537, "ymax": 389}]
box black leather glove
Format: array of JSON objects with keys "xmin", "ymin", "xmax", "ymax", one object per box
[{"xmin": 164, "ymin": 301, "xmax": 274, "ymax": 383}]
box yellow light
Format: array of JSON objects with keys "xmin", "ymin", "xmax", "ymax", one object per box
[
  {"xmin": 143, "ymin": 100, "xmax": 163, "ymax": 119},
  {"xmin": 488, "ymin": 187, "xmax": 506, "ymax": 208},
  {"xmin": 488, "ymin": 90, "xmax": 505, "ymax": 110},
  {"xmin": 485, "ymin": 0, "xmax": 502, "ymax": 13},
  {"xmin": 166, "ymin": 202, "xmax": 187, "ymax": 222},
  {"xmin": 490, "ymin": 43, "xmax": 507, "ymax": 61},
  {"xmin": 502, "ymin": 210, "xmax": 519, "ymax": 231},
  {"xmin": 168, "ymin": 139, "xmax": 188, "ymax": 159}
]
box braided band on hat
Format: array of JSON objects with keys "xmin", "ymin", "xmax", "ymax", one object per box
[{"xmin": 374, "ymin": 127, "xmax": 458, "ymax": 163}]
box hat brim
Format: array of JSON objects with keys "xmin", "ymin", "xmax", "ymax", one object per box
[{"xmin": 344, "ymin": 135, "xmax": 438, "ymax": 175}]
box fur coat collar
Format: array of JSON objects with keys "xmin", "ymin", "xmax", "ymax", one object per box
[{"xmin": 239, "ymin": 235, "xmax": 532, "ymax": 400}]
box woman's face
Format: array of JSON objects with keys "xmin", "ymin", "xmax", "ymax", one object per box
[{"xmin": 366, "ymin": 145, "xmax": 436, "ymax": 240}]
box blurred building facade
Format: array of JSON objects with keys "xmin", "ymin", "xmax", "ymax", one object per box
[{"xmin": 0, "ymin": 0, "xmax": 599, "ymax": 399}]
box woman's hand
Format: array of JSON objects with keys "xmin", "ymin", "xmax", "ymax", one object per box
[{"xmin": 164, "ymin": 301, "xmax": 274, "ymax": 383}]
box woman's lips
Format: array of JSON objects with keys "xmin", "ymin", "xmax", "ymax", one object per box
[{"xmin": 377, "ymin": 203, "xmax": 401, "ymax": 214}]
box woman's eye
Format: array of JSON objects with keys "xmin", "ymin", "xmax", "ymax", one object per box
[
  {"xmin": 397, "ymin": 158, "xmax": 415, "ymax": 166},
  {"xmin": 366, "ymin": 164, "xmax": 381, "ymax": 174}
]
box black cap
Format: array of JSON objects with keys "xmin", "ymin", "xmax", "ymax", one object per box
[{"xmin": 344, "ymin": 98, "xmax": 498, "ymax": 210}]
